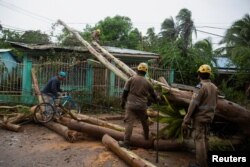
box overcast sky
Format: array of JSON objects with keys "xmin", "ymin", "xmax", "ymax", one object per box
[{"xmin": 0, "ymin": 0, "xmax": 250, "ymax": 48}]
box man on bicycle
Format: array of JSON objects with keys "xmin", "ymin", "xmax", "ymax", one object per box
[{"xmin": 41, "ymin": 71, "xmax": 66, "ymax": 105}]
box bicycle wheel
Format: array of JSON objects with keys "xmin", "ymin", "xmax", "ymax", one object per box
[
  {"xmin": 64, "ymin": 101, "xmax": 81, "ymax": 114},
  {"xmin": 34, "ymin": 103, "xmax": 55, "ymax": 123}
]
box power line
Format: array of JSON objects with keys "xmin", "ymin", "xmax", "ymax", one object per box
[
  {"xmin": 1, "ymin": 24, "xmax": 27, "ymax": 32},
  {"xmin": 0, "ymin": 0, "xmax": 55, "ymax": 23},
  {"xmin": 196, "ymin": 29, "xmax": 224, "ymax": 38},
  {"xmin": 196, "ymin": 26, "xmax": 227, "ymax": 30}
]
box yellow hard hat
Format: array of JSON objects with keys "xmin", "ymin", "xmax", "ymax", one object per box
[
  {"xmin": 197, "ymin": 64, "xmax": 212, "ymax": 75},
  {"xmin": 137, "ymin": 63, "xmax": 148, "ymax": 72},
  {"xmin": 96, "ymin": 29, "xmax": 101, "ymax": 33}
]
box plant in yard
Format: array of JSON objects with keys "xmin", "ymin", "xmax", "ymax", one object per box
[{"xmin": 150, "ymin": 85, "xmax": 186, "ymax": 142}]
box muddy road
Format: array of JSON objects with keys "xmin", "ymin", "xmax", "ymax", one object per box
[{"xmin": 0, "ymin": 115, "xmax": 195, "ymax": 167}]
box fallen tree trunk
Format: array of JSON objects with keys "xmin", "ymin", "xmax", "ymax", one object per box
[
  {"xmin": 58, "ymin": 20, "xmax": 250, "ymax": 137},
  {"xmin": 43, "ymin": 121, "xmax": 81, "ymax": 142},
  {"xmin": 158, "ymin": 76, "xmax": 170, "ymax": 87},
  {"xmin": 99, "ymin": 115, "xmax": 124, "ymax": 121},
  {"xmin": 76, "ymin": 114, "xmax": 125, "ymax": 131},
  {"xmin": 56, "ymin": 117, "xmax": 153, "ymax": 148},
  {"xmin": 102, "ymin": 134, "xmax": 156, "ymax": 167},
  {"xmin": 57, "ymin": 19, "xmax": 129, "ymax": 81},
  {"xmin": 0, "ymin": 121, "xmax": 23, "ymax": 132},
  {"xmin": 92, "ymin": 41, "xmax": 136, "ymax": 77},
  {"xmin": 0, "ymin": 106, "xmax": 32, "ymax": 132},
  {"xmin": 31, "ymin": 68, "xmax": 44, "ymax": 103}
]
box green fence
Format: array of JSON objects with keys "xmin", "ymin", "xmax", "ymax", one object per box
[{"xmin": 0, "ymin": 58, "xmax": 173, "ymax": 109}]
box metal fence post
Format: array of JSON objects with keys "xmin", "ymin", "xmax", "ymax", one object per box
[
  {"xmin": 21, "ymin": 54, "xmax": 32, "ymax": 103},
  {"xmin": 86, "ymin": 63, "xmax": 93, "ymax": 103}
]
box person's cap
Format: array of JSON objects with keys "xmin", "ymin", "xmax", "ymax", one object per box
[
  {"xmin": 197, "ymin": 64, "xmax": 212, "ymax": 75},
  {"xmin": 137, "ymin": 62, "xmax": 148, "ymax": 72},
  {"xmin": 59, "ymin": 71, "xmax": 66, "ymax": 78}
]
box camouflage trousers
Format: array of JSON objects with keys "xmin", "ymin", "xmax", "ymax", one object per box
[
  {"xmin": 193, "ymin": 120, "xmax": 210, "ymax": 167},
  {"xmin": 123, "ymin": 108, "xmax": 149, "ymax": 144}
]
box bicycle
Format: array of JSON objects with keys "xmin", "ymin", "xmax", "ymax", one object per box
[
  {"xmin": 33, "ymin": 91, "xmax": 81, "ymax": 123},
  {"xmin": 54, "ymin": 91, "xmax": 81, "ymax": 114}
]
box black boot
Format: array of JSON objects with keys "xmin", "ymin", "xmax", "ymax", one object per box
[{"xmin": 118, "ymin": 141, "xmax": 130, "ymax": 149}]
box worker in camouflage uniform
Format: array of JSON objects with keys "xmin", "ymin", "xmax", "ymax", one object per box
[
  {"xmin": 182, "ymin": 64, "xmax": 218, "ymax": 167},
  {"xmin": 91, "ymin": 29, "xmax": 101, "ymax": 43},
  {"xmin": 118, "ymin": 63, "xmax": 158, "ymax": 149}
]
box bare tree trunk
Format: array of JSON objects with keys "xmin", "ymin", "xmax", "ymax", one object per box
[
  {"xmin": 56, "ymin": 117, "xmax": 153, "ymax": 148},
  {"xmin": 76, "ymin": 114, "xmax": 125, "ymax": 131},
  {"xmin": 102, "ymin": 134, "xmax": 156, "ymax": 167},
  {"xmin": 0, "ymin": 121, "xmax": 23, "ymax": 132},
  {"xmin": 99, "ymin": 115, "xmax": 124, "ymax": 121},
  {"xmin": 58, "ymin": 20, "xmax": 250, "ymax": 137},
  {"xmin": 43, "ymin": 121, "xmax": 82, "ymax": 142},
  {"xmin": 57, "ymin": 20, "xmax": 129, "ymax": 81},
  {"xmin": 158, "ymin": 76, "xmax": 170, "ymax": 87},
  {"xmin": 92, "ymin": 41, "xmax": 136, "ymax": 77},
  {"xmin": 31, "ymin": 68, "xmax": 44, "ymax": 103}
]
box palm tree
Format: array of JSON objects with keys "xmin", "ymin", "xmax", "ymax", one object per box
[
  {"xmin": 176, "ymin": 8, "xmax": 197, "ymax": 56},
  {"xmin": 220, "ymin": 14, "xmax": 250, "ymax": 88},
  {"xmin": 159, "ymin": 8, "xmax": 196, "ymax": 57},
  {"xmin": 220, "ymin": 14, "xmax": 250, "ymax": 70},
  {"xmin": 160, "ymin": 16, "xmax": 179, "ymax": 41},
  {"xmin": 191, "ymin": 39, "xmax": 216, "ymax": 71}
]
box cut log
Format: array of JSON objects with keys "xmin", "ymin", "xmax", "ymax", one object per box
[
  {"xmin": 56, "ymin": 117, "xmax": 153, "ymax": 148},
  {"xmin": 99, "ymin": 115, "xmax": 124, "ymax": 121},
  {"xmin": 102, "ymin": 134, "xmax": 156, "ymax": 167},
  {"xmin": 43, "ymin": 121, "xmax": 81, "ymax": 142},
  {"xmin": 0, "ymin": 121, "xmax": 23, "ymax": 132},
  {"xmin": 76, "ymin": 114, "xmax": 125, "ymax": 131}
]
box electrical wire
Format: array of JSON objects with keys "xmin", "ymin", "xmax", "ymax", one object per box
[{"xmin": 0, "ymin": 0, "xmax": 55, "ymax": 23}]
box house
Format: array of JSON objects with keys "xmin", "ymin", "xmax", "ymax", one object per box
[
  {"xmin": 0, "ymin": 49, "xmax": 19, "ymax": 76},
  {"xmin": 0, "ymin": 49, "xmax": 23, "ymax": 104}
]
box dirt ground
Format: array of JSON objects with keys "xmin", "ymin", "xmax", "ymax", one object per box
[{"xmin": 0, "ymin": 114, "xmax": 195, "ymax": 167}]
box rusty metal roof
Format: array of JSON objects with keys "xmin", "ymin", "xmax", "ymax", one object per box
[{"xmin": 8, "ymin": 41, "xmax": 159, "ymax": 58}]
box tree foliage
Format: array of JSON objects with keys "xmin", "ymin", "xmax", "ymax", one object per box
[
  {"xmin": 0, "ymin": 29, "xmax": 50, "ymax": 44},
  {"xmin": 143, "ymin": 8, "xmax": 214, "ymax": 85},
  {"xmin": 220, "ymin": 14, "xmax": 250, "ymax": 87},
  {"xmin": 19, "ymin": 30, "xmax": 51, "ymax": 44},
  {"xmin": 82, "ymin": 15, "xmax": 141, "ymax": 49}
]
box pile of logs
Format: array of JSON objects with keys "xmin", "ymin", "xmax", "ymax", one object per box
[
  {"xmin": 0, "ymin": 105, "xmax": 33, "ymax": 132},
  {"xmin": 1, "ymin": 19, "xmax": 250, "ymax": 166},
  {"xmin": 57, "ymin": 19, "xmax": 250, "ymax": 138}
]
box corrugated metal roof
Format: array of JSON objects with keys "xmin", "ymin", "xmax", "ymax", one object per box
[
  {"xmin": 0, "ymin": 49, "xmax": 11, "ymax": 53},
  {"xmin": 213, "ymin": 56, "xmax": 236, "ymax": 74},
  {"xmin": 8, "ymin": 41, "xmax": 159, "ymax": 57},
  {"xmin": 103, "ymin": 46, "xmax": 159, "ymax": 55},
  {"xmin": 214, "ymin": 56, "xmax": 236, "ymax": 69}
]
